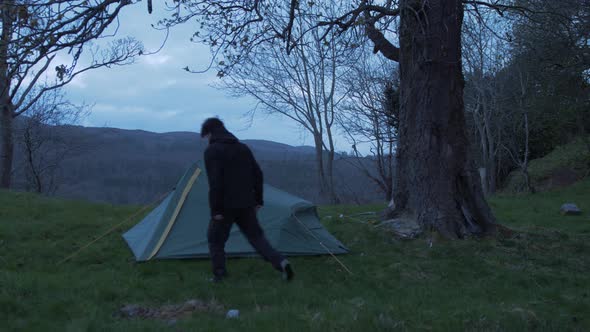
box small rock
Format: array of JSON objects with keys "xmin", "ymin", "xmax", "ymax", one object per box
[
  {"xmin": 560, "ymin": 203, "xmax": 582, "ymax": 215},
  {"xmin": 167, "ymin": 319, "xmax": 177, "ymax": 326},
  {"xmin": 376, "ymin": 216, "xmax": 422, "ymax": 239},
  {"xmin": 226, "ymin": 309, "xmax": 240, "ymax": 319}
]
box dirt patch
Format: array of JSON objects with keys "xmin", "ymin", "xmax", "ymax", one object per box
[{"xmin": 114, "ymin": 298, "xmax": 224, "ymax": 322}]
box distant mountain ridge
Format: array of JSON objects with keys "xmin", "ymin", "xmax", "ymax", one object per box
[
  {"xmin": 65, "ymin": 125, "xmax": 318, "ymax": 158},
  {"xmin": 11, "ymin": 124, "xmax": 383, "ymax": 205}
]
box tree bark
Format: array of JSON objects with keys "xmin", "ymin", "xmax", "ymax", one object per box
[
  {"xmin": 23, "ymin": 123, "xmax": 43, "ymax": 193},
  {"xmin": 520, "ymin": 111, "xmax": 534, "ymax": 193},
  {"xmin": 0, "ymin": 2, "xmax": 14, "ymax": 189},
  {"xmin": 391, "ymin": 0, "xmax": 497, "ymax": 238},
  {"xmin": 313, "ymin": 133, "xmax": 329, "ymax": 200},
  {"xmin": 325, "ymin": 122, "xmax": 339, "ymax": 204},
  {"xmin": 0, "ymin": 104, "xmax": 13, "ymax": 189},
  {"xmin": 326, "ymin": 148, "xmax": 339, "ymax": 204},
  {"xmin": 484, "ymin": 109, "xmax": 498, "ymax": 194}
]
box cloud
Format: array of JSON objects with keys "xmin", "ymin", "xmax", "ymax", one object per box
[
  {"xmin": 155, "ymin": 109, "xmax": 180, "ymax": 119},
  {"xmin": 92, "ymin": 104, "xmax": 146, "ymax": 115},
  {"xmin": 69, "ymin": 75, "xmax": 88, "ymax": 89},
  {"xmin": 142, "ymin": 54, "xmax": 172, "ymax": 66},
  {"xmin": 60, "ymin": 3, "xmax": 357, "ymax": 153},
  {"xmin": 159, "ymin": 79, "xmax": 177, "ymax": 88}
]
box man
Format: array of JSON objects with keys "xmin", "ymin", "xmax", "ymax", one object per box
[{"xmin": 200, "ymin": 117, "xmax": 294, "ymax": 282}]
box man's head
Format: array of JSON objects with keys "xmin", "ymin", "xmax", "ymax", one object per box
[{"xmin": 200, "ymin": 117, "xmax": 225, "ymax": 139}]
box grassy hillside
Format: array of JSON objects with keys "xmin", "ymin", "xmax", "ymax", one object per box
[
  {"xmin": 1, "ymin": 181, "xmax": 589, "ymax": 331},
  {"xmin": 505, "ymin": 136, "xmax": 590, "ymax": 192}
]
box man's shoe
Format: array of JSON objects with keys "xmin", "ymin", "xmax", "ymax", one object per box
[
  {"xmin": 209, "ymin": 274, "xmax": 224, "ymax": 283},
  {"xmin": 280, "ymin": 259, "xmax": 294, "ymax": 281},
  {"xmin": 209, "ymin": 270, "xmax": 227, "ymax": 283}
]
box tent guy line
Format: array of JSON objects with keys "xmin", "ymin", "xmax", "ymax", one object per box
[
  {"xmin": 291, "ymin": 213, "xmax": 353, "ymax": 275},
  {"xmin": 56, "ymin": 190, "xmax": 172, "ymax": 265}
]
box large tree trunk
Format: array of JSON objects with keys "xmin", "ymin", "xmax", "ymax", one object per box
[
  {"xmin": 0, "ymin": 2, "xmax": 13, "ymax": 189},
  {"xmin": 0, "ymin": 104, "xmax": 13, "ymax": 189},
  {"xmin": 391, "ymin": 0, "xmax": 497, "ymax": 238}
]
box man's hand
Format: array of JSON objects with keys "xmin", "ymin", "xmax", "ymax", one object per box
[{"xmin": 213, "ymin": 214, "xmax": 224, "ymax": 221}]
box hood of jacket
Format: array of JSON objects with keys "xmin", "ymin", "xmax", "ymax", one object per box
[{"xmin": 209, "ymin": 127, "xmax": 238, "ymax": 144}]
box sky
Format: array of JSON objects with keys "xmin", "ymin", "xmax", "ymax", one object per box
[{"xmin": 63, "ymin": 2, "xmax": 355, "ymax": 153}]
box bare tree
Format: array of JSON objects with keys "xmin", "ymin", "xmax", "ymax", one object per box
[
  {"xmin": 502, "ymin": 65, "xmax": 536, "ymax": 193},
  {"xmin": 14, "ymin": 88, "xmax": 90, "ymax": 194},
  {"xmin": 462, "ymin": 13, "xmax": 511, "ymax": 194},
  {"xmin": 0, "ymin": 0, "xmax": 144, "ymax": 189},
  {"xmin": 339, "ymin": 47, "xmax": 398, "ymax": 201},
  {"xmin": 213, "ymin": 6, "xmax": 359, "ymax": 203}
]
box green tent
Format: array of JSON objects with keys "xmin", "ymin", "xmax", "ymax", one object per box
[{"xmin": 123, "ymin": 163, "xmax": 348, "ymax": 261}]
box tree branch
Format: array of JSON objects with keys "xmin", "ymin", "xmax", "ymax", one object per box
[{"xmin": 365, "ymin": 21, "xmax": 399, "ymax": 62}]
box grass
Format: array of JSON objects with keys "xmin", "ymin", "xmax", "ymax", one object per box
[{"xmin": 1, "ymin": 180, "xmax": 590, "ymax": 331}]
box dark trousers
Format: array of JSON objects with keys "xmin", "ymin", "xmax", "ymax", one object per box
[{"xmin": 207, "ymin": 207, "xmax": 284, "ymax": 277}]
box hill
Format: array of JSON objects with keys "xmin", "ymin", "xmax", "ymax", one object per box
[
  {"xmin": 505, "ymin": 136, "xmax": 590, "ymax": 192},
  {"xmin": 9, "ymin": 124, "xmax": 384, "ymax": 205}
]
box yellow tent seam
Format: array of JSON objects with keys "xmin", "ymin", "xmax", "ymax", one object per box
[{"xmin": 147, "ymin": 167, "xmax": 202, "ymax": 260}]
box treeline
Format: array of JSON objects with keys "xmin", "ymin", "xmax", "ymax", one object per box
[{"xmin": 462, "ymin": 0, "xmax": 590, "ymax": 193}]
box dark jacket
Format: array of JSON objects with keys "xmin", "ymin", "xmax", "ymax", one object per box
[{"xmin": 204, "ymin": 128, "xmax": 264, "ymax": 217}]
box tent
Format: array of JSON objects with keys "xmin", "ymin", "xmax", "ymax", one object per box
[{"xmin": 123, "ymin": 163, "xmax": 348, "ymax": 261}]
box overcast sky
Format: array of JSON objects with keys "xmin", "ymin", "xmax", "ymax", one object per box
[{"xmin": 63, "ymin": 2, "xmax": 355, "ymax": 152}]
